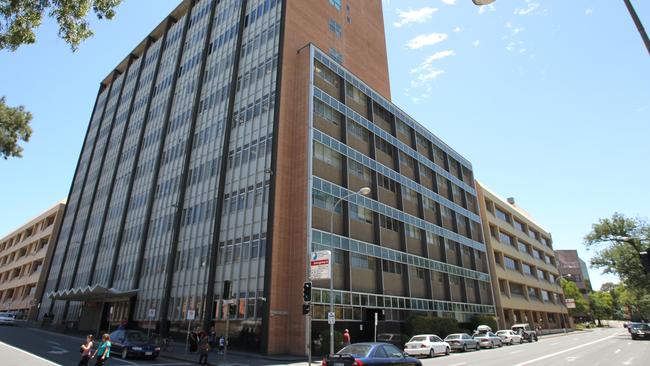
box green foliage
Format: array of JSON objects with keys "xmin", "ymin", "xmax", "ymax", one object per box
[
  {"xmin": 468, "ymin": 314, "xmax": 498, "ymax": 332},
  {"xmin": 589, "ymin": 291, "xmax": 614, "ymax": 323},
  {"xmin": 0, "ymin": 96, "xmax": 33, "ymax": 159},
  {"xmin": 404, "ymin": 315, "xmax": 460, "ymax": 338},
  {"xmin": 315, "ymin": 329, "xmax": 343, "ymax": 354},
  {"xmin": 560, "ymin": 278, "xmax": 590, "ymax": 316},
  {"xmin": 0, "ymin": 0, "xmax": 123, "ymax": 52}
]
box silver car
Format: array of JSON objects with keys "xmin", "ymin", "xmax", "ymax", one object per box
[
  {"xmin": 443, "ymin": 333, "xmax": 480, "ymax": 352},
  {"xmin": 473, "ymin": 332, "xmax": 503, "ymax": 348},
  {"xmin": 0, "ymin": 312, "xmax": 15, "ymax": 326}
]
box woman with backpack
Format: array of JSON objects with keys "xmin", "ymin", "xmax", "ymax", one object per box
[
  {"xmin": 92, "ymin": 333, "xmax": 111, "ymax": 365},
  {"xmin": 78, "ymin": 334, "xmax": 94, "ymax": 366}
]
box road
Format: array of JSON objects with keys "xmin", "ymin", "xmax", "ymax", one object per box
[
  {"xmin": 419, "ymin": 327, "xmax": 648, "ymax": 366},
  {"xmin": 0, "ymin": 325, "xmax": 647, "ymax": 365}
]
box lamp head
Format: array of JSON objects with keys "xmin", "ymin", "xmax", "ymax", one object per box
[{"xmin": 358, "ymin": 187, "xmax": 371, "ymax": 196}]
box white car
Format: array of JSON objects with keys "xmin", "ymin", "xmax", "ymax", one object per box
[
  {"xmin": 0, "ymin": 312, "xmax": 15, "ymax": 325},
  {"xmin": 496, "ymin": 330, "xmax": 523, "ymax": 345},
  {"xmin": 404, "ymin": 334, "xmax": 450, "ymax": 358}
]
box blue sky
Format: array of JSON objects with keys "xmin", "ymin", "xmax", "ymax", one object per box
[{"xmin": 1, "ymin": 0, "xmax": 648, "ymax": 290}]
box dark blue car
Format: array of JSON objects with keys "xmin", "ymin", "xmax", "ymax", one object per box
[{"xmin": 322, "ymin": 342, "xmax": 423, "ymax": 366}]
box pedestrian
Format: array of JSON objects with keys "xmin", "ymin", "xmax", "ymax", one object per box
[
  {"xmin": 208, "ymin": 326, "xmax": 216, "ymax": 352},
  {"xmin": 198, "ymin": 331, "xmax": 210, "ymax": 365},
  {"xmin": 92, "ymin": 333, "xmax": 111, "ymax": 366},
  {"xmin": 78, "ymin": 334, "xmax": 94, "ymax": 366},
  {"xmin": 117, "ymin": 318, "xmax": 127, "ymax": 330},
  {"xmin": 342, "ymin": 329, "xmax": 351, "ymax": 347},
  {"xmin": 218, "ymin": 335, "xmax": 225, "ymax": 355}
]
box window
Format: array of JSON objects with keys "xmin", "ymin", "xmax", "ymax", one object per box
[
  {"xmin": 312, "ymin": 191, "xmax": 341, "ymax": 213},
  {"xmin": 399, "ymin": 151, "xmax": 415, "ymax": 169},
  {"xmin": 415, "ymin": 268, "xmax": 425, "ymax": 279},
  {"xmin": 510, "ymin": 283, "xmax": 524, "ymax": 297},
  {"xmin": 314, "ymin": 61, "xmax": 339, "ymax": 87},
  {"xmin": 348, "ymin": 120, "xmax": 369, "ymax": 141},
  {"xmin": 541, "ymin": 290, "xmax": 550, "ymax": 302},
  {"xmin": 396, "ymin": 118, "xmax": 410, "ymax": 136},
  {"xmin": 541, "ymin": 236, "xmax": 551, "ymax": 247},
  {"xmin": 382, "ymin": 260, "xmax": 402, "ymax": 274},
  {"xmin": 532, "ymin": 249, "xmax": 542, "ymax": 260},
  {"xmin": 329, "ymin": 48, "xmax": 344, "ymax": 63},
  {"xmin": 379, "ymin": 215, "xmax": 399, "ymax": 232},
  {"xmin": 348, "ymin": 160, "xmax": 370, "ymax": 180},
  {"xmin": 495, "ymin": 206, "xmax": 509, "ymax": 222},
  {"xmin": 346, "ymin": 83, "xmax": 366, "ymax": 104},
  {"xmin": 504, "ymin": 256, "xmax": 518, "ymax": 271},
  {"xmin": 329, "ymin": 0, "xmax": 342, "ymax": 10},
  {"xmin": 548, "ymin": 273, "xmax": 555, "ymax": 283},
  {"xmin": 313, "ymin": 142, "xmax": 341, "ymax": 167},
  {"xmin": 350, "ymin": 204, "xmax": 373, "ymax": 224},
  {"xmin": 537, "ymin": 269, "xmax": 546, "ymax": 281},
  {"xmin": 402, "ymin": 187, "xmax": 417, "ymax": 202},
  {"xmin": 314, "ymin": 99, "xmax": 340, "ymax": 125},
  {"xmin": 514, "ymin": 219, "xmax": 525, "ymax": 232},
  {"xmin": 518, "ymin": 241, "xmax": 529, "ymax": 254},
  {"xmin": 528, "ymin": 228, "xmax": 538, "ymax": 240},
  {"xmin": 376, "ymin": 137, "xmax": 393, "ymax": 156},
  {"xmin": 528, "ymin": 287, "xmax": 538, "ymax": 300},
  {"xmin": 522, "ymin": 263, "xmax": 532, "ymax": 276},
  {"xmin": 328, "ymin": 18, "xmax": 342, "ymax": 38},
  {"xmin": 351, "ymin": 253, "xmax": 375, "ymax": 270},
  {"xmin": 404, "ymin": 224, "xmax": 421, "ymax": 240},
  {"xmin": 378, "ymin": 174, "xmax": 396, "ymax": 192},
  {"xmin": 499, "ymin": 232, "xmax": 513, "ymax": 246}
]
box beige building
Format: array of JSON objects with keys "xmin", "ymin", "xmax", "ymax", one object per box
[
  {"xmin": 476, "ymin": 182, "xmax": 569, "ymax": 330},
  {"xmin": 0, "ymin": 201, "xmax": 65, "ymax": 320}
]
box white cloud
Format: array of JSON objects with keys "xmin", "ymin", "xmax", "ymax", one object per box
[
  {"xmin": 425, "ymin": 50, "xmax": 456, "ymax": 62},
  {"xmin": 585, "ymin": 8, "xmax": 593, "ymax": 16},
  {"xmin": 453, "ymin": 26, "xmax": 462, "ymax": 32},
  {"xmin": 394, "ymin": 7, "xmax": 438, "ymax": 27},
  {"xmin": 441, "ymin": 0, "xmax": 456, "ymax": 5},
  {"xmin": 478, "ymin": 4, "xmax": 495, "ymax": 15},
  {"xmin": 514, "ymin": 2, "xmax": 540, "ymax": 16},
  {"xmin": 473, "ymin": 40, "xmax": 481, "ymax": 47},
  {"xmin": 505, "ymin": 22, "xmax": 525, "ymax": 36},
  {"xmin": 506, "ymin": 41, "xmax": 516, "ymax": 52},
  {"xmin": 406, "ymin": 33, "xmax": 448, "ymax": 49},
  {"xmin": 409, "ymin": 50, "xmax": 455, "ymax": 88}
]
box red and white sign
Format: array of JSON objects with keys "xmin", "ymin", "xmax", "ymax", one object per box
[
  {"xmin": 565, "ymin": 298, "xmax": 576, "ymax": 309},
  {"xmin": 310, "ymin": 250, "xmax": 332, "ymax": 280}
]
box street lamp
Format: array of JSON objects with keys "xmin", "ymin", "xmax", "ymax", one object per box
[
  {"xmin": 328, "ymin": 187, "xmax": 371, "ymax": 355},
  {"xmin": 555, "ymin": 274, "xmax": 573, "ymax": 332}
]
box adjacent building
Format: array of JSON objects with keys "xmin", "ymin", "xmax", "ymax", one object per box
[
  {"xmin": 555, "ymin": 249, "xmax": 592, "ymax": 297},
  {"xmin": 0, "ymin": 201, "xmax": 65, "ymax": 320},
  {"xmin": 476, "ymin": 182, "xmax": 569, "ymax": 330},
  {"xmin": 39, "ymin": 0, "xmax": 494, "ymax": 355}
]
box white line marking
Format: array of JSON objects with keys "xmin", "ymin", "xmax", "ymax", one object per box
[
  {"xmin": 0, "ymin": 341, "xmax": 60, "ymax": 365},
  {"xmin": 623, "ymin": 358, "xmax": 634, "ymax": 365},
  {"xmin": 615, "ymin": 349, "xmax": 621, "ymax": 354},
  {"xmin": 511, "ymin": 350, "xmax": 523, "ymax": 354},
  {"xmin": 46, "ymin": 341, "xmax": 61, "ymax": 346},
  {"xmin": 512, "ymin": 333, "xmax": 621, "ymax": 366},
  {"xmin": 448, "ymin": 363, "xmax": 467, "ymax": 366}
]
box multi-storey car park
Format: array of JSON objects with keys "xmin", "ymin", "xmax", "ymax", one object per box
[{"xmin": 40, "ymin": 0, "xmax": 496, "ymax": 355}]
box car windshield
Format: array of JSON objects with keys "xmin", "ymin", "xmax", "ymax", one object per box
[
  {"xmin": 496, "ymin": 331, "xmax": 507, "ymax": 335},
  {"xmin": 337, "ymin": 344, "xmax": 372, "ymax": 357},
  {"xmin": 445, "ymin": 335, "xmax": 460, "ymax": 340},
  {"xmin": 125, "ymin": 331, "xmax": 148, "ymax": 342},
  {"xmin": 409, "ymin": 336, "xmax": 426, "ymax": 342},
  {"xmin": 638, "ymin": 324, "xmax": 650, "ymax": 330},
  {"xmin": 376, "ymin": 334, "xmax": 392, "ymax": 341}
]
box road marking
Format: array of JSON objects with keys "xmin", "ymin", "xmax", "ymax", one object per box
[
  {"xmin": 448, "ymin": 363, "xmax": 467, "ymax": 366},
  {"xmin": 623, "ymin": 358, "xmax": 634, "ymax": 365},
  {"xmin": 550, "ymin": 342, "xmax": 558, "ymax": 345},
  {"xmin": 47, "ymin": 346, "xmax": 68, "ymax": 355},
  {"xmin": 0, "ymin": 341, "xmax": 60, "ymax": 365},
  {"xmin": 511, "ymin": 350, "xmax": 523, "ymax": 354},
  {"xmin": 512, "ymin": 333, "xmax": 621, "ymax": 366},
  {"xmin": 46, "ymin": 341, "xmax": 61, "ymax": 346},
  {"xmin": 615, "ymin": 349, "xmax": 621, "ymax": 354},
  {"xmin": 566, "ymin": 356, "xmax": 578, "ymax": 362}
]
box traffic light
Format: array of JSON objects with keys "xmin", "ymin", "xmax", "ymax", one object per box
[
  {"xmin": 223, "ymin": 280, "xmax": 231, "ymax": 300},
  {"xmin": 302, "ymin": 303, "xmax": 310, "ymax": 315},
  {"xmin": 303, "ymin": 282, "xmax": 312, "ymax": 302},
  {"xmin": 640, "ymin": 251, "xmax": 650, "ymax": 274}
]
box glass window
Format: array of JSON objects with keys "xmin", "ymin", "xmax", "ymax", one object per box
[
  {"xmin": 528, "ymin": 228, "xmax": 538, "ymax": 240},
  {"xmin": 402, "ymin": 187, "xmax": 417, "ymax": 202},
  {"xmin": 499, "ymin": 232, "xmax": 513, "ymax": 246},
  {"xmin": 495, "ymin": 206, "xmax": 509, "ymax": 222},
  {"xmin": 378, "ymin": 174, "xmax": 396, "ymax": 192},
  {"xmin": 382, "ymin": 260, "xmax": 402, "ymax": 274},
  {"xmin": 351, "ymin": 253, "xmax": 375, "ymax": 270},
  {"xmin": 541, "ymin": 290, "xmax": 550, "ymax": 302},
  {"xmin": 510, "ymin": 283, "xmax": 524, "ymax": 297},
  {"xmin": 346, "ymin": 83, "xmax": 366, "ymax": 105},
  {"xmin": 314, "ymin": 61, "xmax": 340, "ymax": 88},
  {"xmin": 348, "ymin": 120, "xmax": 369, "ymax": 141},
  {"xmin": 329, "ymin": 0, "xmax": 342, "ymax": 11},
  {"xmin": 348, "ymin": 160, "xmax": 370, "ymax": 180},
  {"xmin": 518, "ymin": 241, "xmax": 529, "ymax": 254},
  {"xmin": 522, "ymin": 263, "xmax": 532, "ymax": 276},
  {"xmin": 350, "ymin": 204, "xmax": 373, "ymax": 224},
  {"xmin": 504, "ymin": 256, "xmax": 518, "ymax": 271},
  {"xmin": 328, "ymin": 18, "xmax": 342, "ymax": 38},
  {"xmin": 514, "ymin": 219, "xmax": 525, "ymax": 232},
  {"xmin": 313, "ymin": 142, "xmax": 342, "ymax": 168},
  {"xmin": 329, "ymin": 47, "xmax": 344, "ymax": 63},
  {"xmin": 528, "ymin": 287, "xmax": 538, "ymax": 299},
  {"xmin": 314, "ymin": 99, "xmax": 340, "ymax": 125}
]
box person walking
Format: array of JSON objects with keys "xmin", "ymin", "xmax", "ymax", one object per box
[
  {"xmin": 198, "ymin": 332, "xmax": 210, "ymax": 365},
  {"xmin": 342, "ymin": 329, "xmax": 351, "ymax": 347},
  {"xmin": 208, "ymin": 326, "xmax": 216, "ymax": 352},
  {"xmin": 218, "ymin": 335, "xmax": 225, "ymax": 355},
  {"xmin": 78, "ymin": 335, "xmax": 94, "ymax": 366},
  {"xmin": 92, "ymin": 333, "xmax": 111, "ymax": 366}
]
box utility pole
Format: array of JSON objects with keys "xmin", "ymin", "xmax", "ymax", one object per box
[{"xmin": 623, "ymin": 0, "xmax": 650, "ymax": 54}]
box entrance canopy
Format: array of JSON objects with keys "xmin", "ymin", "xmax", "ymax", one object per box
[{"xmin": 47, "ymin": 285, "xmax": 138, "ymax": 302}]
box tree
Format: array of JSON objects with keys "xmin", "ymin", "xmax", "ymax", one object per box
[
  {"xmin": 585, "ymin": 213, "xmax": 650, "ymax": 293},
  {"xmin": 589, "ymin": 291, "xmax": 613, "ymax": 325},
  {"xmin": 0, "ymin": 96, "xmax": 33, "ymax": 159},
  {"xmin": 560, "ymin": 278, "xmax": 590, "ymax": 317},
  {"xmin": 0, "ymin": 0, "xmax": 123, "ymax": 52}
]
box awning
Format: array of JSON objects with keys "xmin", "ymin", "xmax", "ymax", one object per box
[{"xmin": 47, "ymin": 285, "xmax": 139, "ymax": 301}]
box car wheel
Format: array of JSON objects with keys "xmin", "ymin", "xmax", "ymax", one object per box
[
  {"xmin": 534, "ymin": 335, "xmax": 538, "ymax": 342},
  {"xmin": 445, "ymin": 347, "xmax": 450, "ymax": 356},
  {"xmin": 476, "ymin": 343, "xmax": 480, "ymax": 351},
  {"xmin": 462, "ymin": 344, "xmax": 467, "ymax": 352},
  {"xmin": 631, "ymin": 335, "xmax": 637, "ymax": 340},
  {"xmin": 121, "ymin": 348, "xmax": 128, "ymax": 359},
  {"xmin": 498, "ymin": 341, "xmax": 503, "ymax": 348},
  {"xmin": 429, "ymin": 348, "xmax": 435, "ymax": 358}
]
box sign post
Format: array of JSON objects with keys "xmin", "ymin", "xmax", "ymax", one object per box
[
  {"xmin": 185, "ymin": 309, "xmax": 196, "ymax": 354},
  {"xmin": 147, "ymin": 308, "xmax": 156, "ymax": 338},
  {"xmin": 311, "ymin": 250, "xmax": 333, "ymax": 355},
  {"xmin": 565, "ymin": 299, "xmax": 576, "ymax": 309}
]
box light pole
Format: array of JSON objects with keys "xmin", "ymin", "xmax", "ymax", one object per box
[
  {"xmin": 328, "ymin": 187, "xmax": 371, "ymax": 355},
  {"xmin": 556, "ymin": 274, "xmax": 572, "ymax": 332}
]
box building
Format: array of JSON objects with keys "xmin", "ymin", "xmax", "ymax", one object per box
[
  {"xmin": 0, "ymin": 201, "xmax": 65, "ymax": 320},
  {"xmin": 39, "ymin": 0, "xmax": 494, "ymax": 355},
  {"xmin": 476, "ymin": 182, "xmax": 569, "ymax": 330},
  {"xmin": 555, "ymin": 249, "xmax": 592, "ymax": 296}
]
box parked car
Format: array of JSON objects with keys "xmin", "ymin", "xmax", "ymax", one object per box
[
  {"xmin": 627, "ymin": 322, "xmax": 644, "ymax": 334},
  {"xmin": 0, "ymin": 312, "xmax": 15, "ymax": 326},
  {"xmin": 376, "ymin": 333, "xmax": 405, "ymax": 349},
  {"xmin": 495, "ymin": 330, "xmax": 522, "ymax": 345},
  {"xmin": 322, "ymin": 343, "xmax": 422, "ymax": 366},
  {"xmin": 443, "ymin": 333, "xmax": 480, "ymax": 352},
  {"xmin": 511, "ymin": 323, "xmax": 538, "ymax": 342},
  {"xmin": 630, "ymin": 323, "xmax": 650, "ymax": 340},
  {"xmin": 473, "ymin": 332, "xmax": 503, "ymax": 348},
  {"xmin": 404, "ymin": 334, "xmax": 450, "ymax": 358},
  {"xmin": 109, "ymin": 329, "xmax": 160, "ymax": 359}
]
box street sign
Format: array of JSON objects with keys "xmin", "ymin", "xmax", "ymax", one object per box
[
  {"xmin": 148, "ymin": 308, "xmax": 156, "ymax": 318},
  {"xmin": 327, "ymin": 311, "xmax": 335, "ymax": 325},
  {"xmin": 223, "ymin": 299, "xmax": 236, "ymax": 305},
  {"xmin": 187, "ymin": 309, "xmax": 196, "ymax": 320},
  {"xmin": 565, "ymin": 298, "xmax": 576, "ymax": 309},
  {"xmin": 311, "ymin": 250, "xmax": 332, "ymax": 280}
]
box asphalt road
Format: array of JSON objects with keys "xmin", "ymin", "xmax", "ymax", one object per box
[{"xmin": 418, "ymin": 327, "xmax": 649, "ymax": 366}]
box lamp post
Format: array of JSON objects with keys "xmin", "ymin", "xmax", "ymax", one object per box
[
  {"xmin": 556, "ymin": 274, "xmax": 572, "ymax": 333},
  {"xmin": 328, "ymin": 187, "xmax": 371, "ymax": 355}
]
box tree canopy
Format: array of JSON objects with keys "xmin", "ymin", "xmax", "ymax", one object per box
[
  {"xmin": 589, "ymin": 291, "xmax": 613, "ymax": 324},
  {"xmin": 0, "ymin": 96, "xmax": 33, "ymax": 159},
  {"xmin": 0, "ymin": 0, "xmax": 123, "ymax": 52},
  {"xmin": 560, "ymin": 278, "xmax": 590, "ymax": 317}
]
